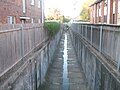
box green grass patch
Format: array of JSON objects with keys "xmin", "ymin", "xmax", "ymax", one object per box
[{"xmin": 45, "ymin": 21, "xmax": 60, "ymax": 37}]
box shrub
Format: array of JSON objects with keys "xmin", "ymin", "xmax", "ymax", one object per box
[{"xmin": 45, "ymin": 21, "xmax": 60, "ymax": 37}]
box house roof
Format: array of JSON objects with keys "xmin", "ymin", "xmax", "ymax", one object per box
[{"xmin": 90, "ymin": 0, "xmax": 102, "ymax": 6}]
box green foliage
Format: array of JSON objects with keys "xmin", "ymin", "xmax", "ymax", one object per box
[
  {"xmin": 45, "ymin": 21, "xmax": 60, "ymax": 37},
  {"xmin": 80, "ymin": 7, "xmax": 90, "ymax": 21},
  {"xmin": 80, "ymin": 0, "xmax": 94, "ymax": 21},
  {"xmin": 45, "ymin": 8, "xmax": 71, "ymax": 23},
  {"xmin": 46, "ymin": 8, "xmax": 62, "ymax": 21},
  {"xmin": 63, "ymin": 17, "xmax": 70, "ymax": 23},
  {"xmin": 60, "ymin": 16, "xmax": 70, "ymax": 23}
]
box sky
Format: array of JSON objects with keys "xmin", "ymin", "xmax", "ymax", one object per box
[{"xmin": 44, "ymin": 0, "xmax": 85, "ymax": 18}]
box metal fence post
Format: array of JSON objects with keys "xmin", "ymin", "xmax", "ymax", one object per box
[
  {"xmin": 91, "ymin": 25, "xmax": 93, "ymax": 45},
  {"xmin": 35, "ymin": 60, "xmax": 37, "ymax": 90},
  {"xmin": 21, "ymin": 24, "xmax": 25, "ymax": 90},
  {"xmin": 99, "ymin": 25, "xmax": 103, "ymax": 52},
  {"xmin": 117, "ymin": 57, "xmax": 120, "ymax": 71},
  {"xmin": 85, "ymin": 25, "xmax": 87, "ymax": 39},
  {"xmin": 81, "ymin": 24, "xmax": 83, "ymax": 37},
  {"xmin": 34, "ymin": 24, "xmax": 36, "ymax": 49},
  {"xmin": 80, "ymin": 25, "xmax": 82, "ymax": 35},
  {"xmin": 21, "ymin": 24, "xmax": 24, "ymax": 62}
]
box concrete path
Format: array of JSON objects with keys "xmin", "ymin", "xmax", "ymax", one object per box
[{"xmin": 40, "ymin": 32, "xmax": 89, "ymax": 90}]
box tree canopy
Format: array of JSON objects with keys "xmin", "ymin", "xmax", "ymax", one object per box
[
  {"xmin": 45, "ymin": 8, "xmax": 70, "ymax": 23},
  {"xmin": 80, "ymin": 0, "xmax": 94, "ymax": 21},
  {"xmin": 46, "ymin": 8, "xmax": 62, "ymax": 20}
]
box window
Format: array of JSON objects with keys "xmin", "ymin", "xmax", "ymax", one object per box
[
  {"xmin": 38, "ymin": 0, "xmax": 40, "ymax": 8},
  {"xmin": 113, "ymin": 1, "xmax": 115, "ymax": 14},
  {"xmin": 104, "ymin": 6, "xmax": 107, "ymax": 15},
  {"xmin": 118, "ymin": 0, "xmax": 120, "ymax": 24},
  {"xmin": 38, "ymin": 19, "xmax": 41, "ymax": 23},
  {"xmin": 118, "ymin": 0, "xmax": 120, "ymax": 13},
  {"xmin": 99, "ymin": 16, "xmax": 101, "ymax": 22},
  {"xmin": 97, "ymin": 8, "xmax": 99, "ymax": 17},
  {"xmin": 7, "ymin": 16, "xmax": 16, "ymax": 24},
  {"xmin": 104, "ymin": 15, "xmax": 107, "ymax": 23},
  {"xmin": 23, "ymin": 0, "xmax": 26, "ymax": 13},
  {"xmin": 31, "ymin": 18, "xmax": 35, "ymax": 23},
  {"xmin": 118, "ymin": 15, "xmax": 120, "ymax": 24},
  {"xmin": 31, "ymin": 0, "xmax": 35, "ymax": 5},
  {"xmin": 99, "ymin": 5, "xmax": 101, "ymax": 16},
  {"xmin": 113, "ymin": 14, "xmax": 115, "ymax": 24},
  {"xmin": 104, "ymin": 0, "xmax": 107, "ymax": 16},
  {"xmin": 104, "ymin": 0, "xmax": 107, "ymax": 7}
]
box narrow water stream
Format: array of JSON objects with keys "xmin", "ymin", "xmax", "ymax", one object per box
[{"xmin": 63, "ymin": 33, "xmax": 69, "ymax": 90}]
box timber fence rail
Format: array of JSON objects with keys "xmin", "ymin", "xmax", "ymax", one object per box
[
  {"xmin": 0, "ymin": 23, "xmax": 63, "ymax": 90},
  {"xmin": 0, "ymin": 23, "xmax": 48, "ymax": 76},
  {"xmin": 70, "ymin": 23, "xmax": 120, "ymax": 90},
  {"xmin": 71, "ymin": 23, "xmax": 120, "ymax": 70}
]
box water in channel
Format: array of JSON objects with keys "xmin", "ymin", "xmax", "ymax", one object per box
[{"xmin": 63, "ymin": 33, "xmax": 69, "ymax": 90}]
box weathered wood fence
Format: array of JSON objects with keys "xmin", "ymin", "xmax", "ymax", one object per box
[
  {"xmin": 0, "ymin": 23, "xmax": 63, "ymax": 90},
  {"xmin": 70, "ymin": 23, "xmax": 120, "ymax": 90},
  {"xmin": 0, "ymin": 24, "xmax": 48, "ymax": 75},
  {"xmin": 71, "ymin": 23, "xmax": 120, "ymax": 70}
]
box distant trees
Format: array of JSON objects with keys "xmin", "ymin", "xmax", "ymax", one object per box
[
  {"xmin": 45, "ymin": 8, "xmax": 70, "ymax": 23},
  {"xmin": 62, "ymin": 16, "xmax": 70, "ymax": 23},
  {"xmin": 46, "ymin": 8, "xmax": 62, "ymax": 20},
  {"xmin": 80, "ymin": 0, "xmax": 94, "ymax": 21}
]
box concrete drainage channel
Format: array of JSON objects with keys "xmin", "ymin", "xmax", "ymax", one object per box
[
  {"xmin": 39, "ymin": 32, "xmax": 89, "ymax": 90},
  {"xmin": 63, "ymin": 33, "xmax": 69, "ymax": 90}
]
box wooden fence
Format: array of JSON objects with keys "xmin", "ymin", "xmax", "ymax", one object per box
[{"xmin": 0, "ymin": 23, "xmax": 48, "ymax": 76}]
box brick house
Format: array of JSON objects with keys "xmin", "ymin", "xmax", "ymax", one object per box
[
  {"xmin": 90, "ymin": 0, "xmax": 120, "ymax": 24},
  {"xmin": 0, "ymin": 0, "xmax": 42, "ymax": 24}
]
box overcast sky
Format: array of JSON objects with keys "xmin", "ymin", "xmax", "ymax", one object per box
[{"xmin": 44, "ymin": 0, "xmax": 85, "ymax": 18}]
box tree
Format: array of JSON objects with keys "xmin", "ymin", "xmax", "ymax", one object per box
[
  {"xmin": 46, "ymin": 8, "xmax": 62, "ymax": 20},
  {"xmin": 63, "ymin": 16, "xmax": 70, "ymax": 23},
  {"xmin": 80, "ymin": 0, "xmax": 94, "ymax": 21}
]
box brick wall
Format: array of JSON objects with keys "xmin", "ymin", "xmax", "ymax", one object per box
[
  {"xmin": 0, "ymin": 0, "xmax": 22, "ymax": 24},
  {"xmin": 90, "ymin": 0, "xmax": 119, "ymax": 24},
  {"xmin": 0, "ymin": 0, "xmax": 42, "ymax": 24}
]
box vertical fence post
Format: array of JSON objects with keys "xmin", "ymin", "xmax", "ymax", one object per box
[
  {"xmin": 42, "ymin": 24, "xmax": 43, "ymax": 42},
  {"xmin": 34, "ymin": 24, "xmax": 36, "ymax": 49},
  {"xmin": 78, "ymin": 24, "xmax": 79, "ymax": 34},
  {"xmin": 99, "ymin": 25, "xmax": 103, "ymax": 52},
  {"xmin": 85, "ymin": 25, "xmax": 87, "ymax": 39},
  {"xmin": 21, "ymin": 24, "xmax": 25, "ymax": 90},
  {"xmin": 80, "ymin": 24, "xmax": 82, "ymax": 35},
  {"xmin": 117, "ymin": 57, "xmax": 120, "ymax": 71},
  {"xmin": 21, "ymin": 24, "xmax": 24, "ymax": 62},
  {"xmin": 91, "ymin": 25, "xmax": 93, "ymax": 45},
  {"xmin": 35, "ymin": 60, "xmax": 37, "ymax": 90},
  {"xmin": 81, "ymin": 24, "xmax": 83, "ymax": 37}
]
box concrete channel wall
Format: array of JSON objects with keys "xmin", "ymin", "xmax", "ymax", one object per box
[
  {"xmin": 70, "ymin": 23, "xmax": 120, "ymax": 90},
  {"xmin": 0, "ymin": 24, "xmax": 63, "ymax": 90}
]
